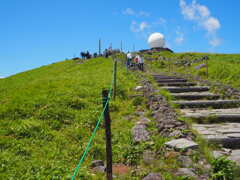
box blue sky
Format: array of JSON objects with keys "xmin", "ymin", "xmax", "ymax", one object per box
[{"xmin": 1, "ymin": 0, "xmax": 240, "ymax": 77}]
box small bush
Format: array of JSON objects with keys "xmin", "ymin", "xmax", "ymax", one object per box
[
  {"xmin": 132, "ymin": 96, "xmax": 144, "ymax": 106},
  {"xmin": 211, "ymin": 156, "xmax": 235, "ymax": 180}
]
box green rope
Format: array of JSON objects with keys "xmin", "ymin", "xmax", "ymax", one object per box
[{"xmin": 71, "ymin": 61, "xmax": 115, "ymax": 180}]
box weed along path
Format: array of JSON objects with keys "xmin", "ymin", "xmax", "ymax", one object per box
[{"xmin": 152, "ymin": 74, "xmax": 240, "ymax": 164}]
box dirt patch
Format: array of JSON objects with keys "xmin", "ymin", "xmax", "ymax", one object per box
[{"xmin": 112, "ymin": 164, "xmax": 130, "ymax": 175}]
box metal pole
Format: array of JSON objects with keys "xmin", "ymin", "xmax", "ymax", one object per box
[
  {"xmin": 99, "ymin": 39, "xmax": 101, "ymax": 55},
  {"xmin": 102, "ymin": 90, "xmax": 112, "ymax": 180},
  {"xmin": 113, "ymin": 61, "xmax": 117, "ymax": 100}
]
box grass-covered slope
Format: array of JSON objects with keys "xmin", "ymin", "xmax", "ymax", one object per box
[
  {"xmin": 145, "ymin": 52, "xmax": 240, "ymax": 88},
  {"xmin": 0, "ymin": 58, "xmax": 138, "ymax": 179}
]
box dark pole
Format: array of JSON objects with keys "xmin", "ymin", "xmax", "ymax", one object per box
[
  {"xmin": 113, "ymin": 61, "xmax": 117, "ymax": 100},
  {"xmin": 99, "ymin": 39, "xmax": 101, "ymax": 55},
  {"xmin": 102, "ymin": 90, "xmax": 112, "ymax": 180}
]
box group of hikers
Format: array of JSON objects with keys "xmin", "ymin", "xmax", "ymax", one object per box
[
  {"xmin": 126, "ymin": 52, "xmax": 144, "ymax": 71},
  {"xmin": 80, "ymin": 51, "xmax": 92, "ymax": 59},
  {"xmin": 80, "ymin": 50, "xmax": 145, "ymax": 72}
]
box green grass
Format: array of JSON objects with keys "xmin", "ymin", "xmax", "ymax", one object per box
[
  {"xmin": 144, "ymin": 51, "xmax": 240, "ymax": 89},
  {"xmin": 0, "ymin": 57, "xmax": 139, "ymax": 179}
]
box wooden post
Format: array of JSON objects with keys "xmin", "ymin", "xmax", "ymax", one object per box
[
  {"xmin": 113, "ymin": 61, "xmax": 117, "ymax": 100},
  {"xmin": 102, "ymin": 90, "xmax": 113, "ymax": 180}
]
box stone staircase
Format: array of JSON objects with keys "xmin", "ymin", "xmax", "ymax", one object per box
[{"xmin": 153, "ymin": 74, "xmax": 240, "ymax": 164}]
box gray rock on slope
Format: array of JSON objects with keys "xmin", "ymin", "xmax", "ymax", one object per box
[
  {"xmin": 143, "ymin": 173, "xmax": 163, "ymax": 180},
  {"xmin": 165, "ymin": 138, "xmax": 198, "ymax": 151},
  {"xmin": 132, "ymin": 124, "xmax": 150, "ymax": 143}
]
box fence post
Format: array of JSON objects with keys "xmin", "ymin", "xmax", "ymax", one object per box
[
  {"xmin": 113, "ymin": 60, "xmax": 117, "ymax": 100},
  {"xmin": 102, "ymin": 90, "xmax": 113, "ymax": 180}
]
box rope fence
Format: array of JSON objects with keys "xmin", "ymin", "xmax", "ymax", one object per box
[{"xmin": 71, "ymin": 59, "xmax": 117, "ymax": 180}]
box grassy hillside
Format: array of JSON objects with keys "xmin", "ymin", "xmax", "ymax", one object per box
[
  {"xmin": 145, "ymin": 52, "xmax": 240, "ymax": 89},
  {"xmin": 0, "ymin": 58, "xmax": 138, "ymax": 179}
]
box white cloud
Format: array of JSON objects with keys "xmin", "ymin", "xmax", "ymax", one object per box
[
  {"xmin": 179, "ymin": 0, "xmax": 221, "ymax": 47},
  {"xmin": 180, "ymin": 0, "xmax": 210, "ymax": 20},
  {"xmin": 130, "ymin": 21, "xmax": 150, "ymax": 33},
  {"xmin": 138, "ymin": 11, "xmax": 150, "ymax": 17},
  {"xmin": 123, "ymin": 8, "xmax": 150, "ymax": 17},
  {"xmin": 123, "ymin": 8, "xmax": 135, "ymax": 16},
  {"xmin": 202, "ymin": 17, "xmax": 220, "ymax": 33},
  {"xmin": 154, "ymin": 17, "xmax": 166, "ymax": 25},
  {"xmin": 176, "ymin": 36, "xmax": 184, "ymax": 45},
  {"xmin": 175, "ymin": 27, "xmax": 184, "ymax": 45},
  {"xmin": 197, "ymin": 4, "xmax": 210, "ymax": 17},
  {"xmin": 209, "ymin": 37, "xmax": 221, "ymax": 47},
  {"xmin": 0, "ymin": 76, "xmax": 4, "ymax": 79},
  {"xmin": 140, "ymin": 22, "xmax": 150, "ymax": 31}
]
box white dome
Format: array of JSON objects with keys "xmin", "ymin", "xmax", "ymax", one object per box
[{"xmin": 148, "ymin": 32, "xmax": 165, "ymax": 48}]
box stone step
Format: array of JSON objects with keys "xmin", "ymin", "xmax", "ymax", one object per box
[
  {"xmin": 162, "ymin": 86, "xmax": 209, "ymax": 93},
  {"xmin": 171, "ymin": 92, "xmax": 220, "ymax": 100},
  {"xmin": 193, "ymin": 123, "xmax": 240, "ymax": 149},
  {"xmin": 156, "ymin": 79, "xmax": 187, "ymax": 83},
  {"xmin": 158, "ymin": 82, "xmax": 197, "ymax": 87},
  {"xmin": 174, "ymin": 100, "xmax": 240, "ymax": 109},
  {"xmin": 152, "ymin": 75, "xmax": 182, "ymax": 79},
  {"xmin": 181, "ymin": 108, "xmax": 240, "ymax": 123}
]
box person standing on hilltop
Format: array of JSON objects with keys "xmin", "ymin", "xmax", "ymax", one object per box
[
  {"xmin": 126, "ymin": 52, "xmax": 132, "ymax": 69},
  {"xmin": 133, "ymin": 54, "xmax": 140, "ymax": 69},
  {"xmin": 139, "ymin": 55, "xmax": 144, "ymax": 71}
]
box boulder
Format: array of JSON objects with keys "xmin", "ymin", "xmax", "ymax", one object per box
[
  {"xmin": 177, "ymin": 156, "xmax": 193, "ymax": 168},
  {"xmin": 165, "ymin": 138, "xmax": 198, "ymax": 151},
  {"xmin": 135, "ymin": 86, "xmax": 144, "ymax": 91},
  {"xmin": 195, "ymin": 63, "xmax": 206, "ymax": 70},
  {"xmin": 176, "ymin": 168, "xmax": 197, "ymax": 177},
  {"xmin": 92, "ymin": 166, "xmax": 105, "ymax": 173},
  {"xmin": 132, "ymin": 124, "xmax": 150, "ymax": 143},
  {"xmin": 143, "ymin": 151, "xmax": 155, "ymax": 165},
  {"xmin": 91, "ymin": 160, "xmax": 104, "ymax": 168},
  {"xmin": 142, "ymin": 173, "xmax": 163, "ymax": 180}
]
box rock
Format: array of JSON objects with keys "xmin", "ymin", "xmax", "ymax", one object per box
[
  {"xmin": 143, "ymin": 151, "xmax": 155, "ymax": 165},
  {"xmin": 165, "ymin": 138, "xmax": 198, "ymax": 151},
  {"xmin": 135, "ymin": 86, "xmax": 144, "ymax": 91},
  {"xmin": 135, "ymin": 111, "xmax": 145, "ymax": 116},
  {"xmin": 176, "ymin": 168, "xmax": 197, "ymax": 177},
  {"xmin": 212, "ymin": 150, "xmax": 230, "ymax": 158},
  {"xmin": 92, "ymin": 166, "xmax": 105, "ymax": 173},
  {"xmin": 228, "ymin": 150, "xmax": 240, "ymax": 164},
  {"xmin": 91, "ymin": 160, "xmax": 104, "ymax": 168},
  {"xmin": 137, "ymin": 117, "xmax": 151, "ymax": 126},
  {"xmin": 195, "ymin": 63, "xmax": 207, "ymax": 70},
  {"xmin": 132, "ymin": 124, "xmax": 150, "ymax": 143},
  {"xmin": 177, "ymin": 156, "xmax": 193, "ymax": 168},
  {"xmin": 142, "ymin": 173, "xmax": 163, "ymax": 180}
]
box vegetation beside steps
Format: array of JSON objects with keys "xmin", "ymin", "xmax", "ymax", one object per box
[{"xmin": 142, "ymin": 51, "xmax": 240, "ymax": 180}]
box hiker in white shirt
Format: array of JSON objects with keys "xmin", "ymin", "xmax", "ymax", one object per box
[
  {"xmin": 126, "ymin": 52, "xmax": 132, "ymax": 68},
  {"xmin": 138, "ymin": 55, "xmax": 144, "ymax": 71}
]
